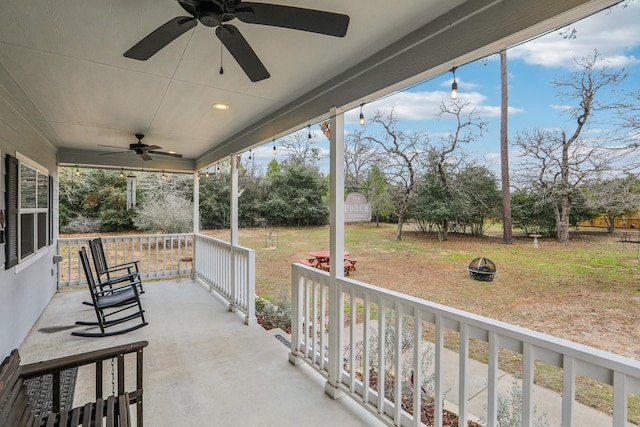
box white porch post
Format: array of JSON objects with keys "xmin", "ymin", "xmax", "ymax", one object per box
[
  {"xmin": 193, "ymin": 172, "xmax": 200, "ymax": 234},
  {"xmin": 193, "ymin": 172, "xmax": 199, "ymax": 279},
  {"xmin": 325, "ymin": 107, "xmax": 345, "ymax": 399},
  {"xmin": 230, "ymin": 154, "xmax": 239, "ymax": 312}
]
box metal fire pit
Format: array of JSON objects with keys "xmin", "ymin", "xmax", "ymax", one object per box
[{"xmin": 467, "ymin": 257, "xmax": 496, "ymax": 281}]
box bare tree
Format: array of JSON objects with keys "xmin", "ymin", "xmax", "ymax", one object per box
[
  {"xmin": 279, "ymin": 129, "xmax": 325, "ymax": 167},
  {"xmin": 345, "ymin": 127, "xmax": 383, "ymax": 190},
  {"xmin": 427, "ymin": 98, "xmax": 486, "ymax": 240},
  {"xmin": 364, "ymin": 110, "xmax": 426, "ymax": 240},
  {"xmin": 513, "ymin": 51, "xmax": 630, "ymax": 242}
]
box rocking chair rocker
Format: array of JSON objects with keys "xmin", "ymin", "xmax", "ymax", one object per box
[{"xmin": 73, "ymin": 247, "xmax": 148, "ymax": 337}]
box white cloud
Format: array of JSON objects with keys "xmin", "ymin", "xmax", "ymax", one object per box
[
  {"xmin": 344, "ymin": 90, "xmax": 524, "ymax": 123},
  {"xmin": 510, "ymin": 1, "xmax": 640, "ymax": 68},
  {"xmin": 550, "ymin": 104, "xmax": 572, "ymax": 111}
]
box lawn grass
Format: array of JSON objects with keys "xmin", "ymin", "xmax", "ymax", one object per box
[{"xmin": 203, "ymin": 223, "xmax": 640, "ymax": 423}]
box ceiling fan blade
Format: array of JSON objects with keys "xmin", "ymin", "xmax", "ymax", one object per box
[
  {"xmin": 99, "ymin": 150, "xmax": 130, "ymax": 156},
  {"xmin": 99, "ymin": 144, "xmax": 129, "ymax": 149},
  {"xmin": 144, "ymin": 145, "xmax": 162, "ymax": 151},
  {"xmin": 235, "ymin": 3, "xmax": 350, "ymax": 37},
  {"xmin": 148, "ymin": 151, "xmax": 183, "ymax": 158},
  {"xmin": 124, "ymin": 16, "xmax": 197, "ymax": 60},
  {"xmin": 216, "ymin": 25, "xmax": 270, "ymax": 82},
  {"xmin": 140, "ymin": 152, "xmax": 153, "ymax": 161}
]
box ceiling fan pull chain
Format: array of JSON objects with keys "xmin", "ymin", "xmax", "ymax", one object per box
[{"xmin": 219, "ymin": 20, "xmax": 224, "ymax": 75}]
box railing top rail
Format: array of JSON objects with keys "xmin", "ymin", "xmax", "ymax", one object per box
[
  {"xmin": 59, "ymin": 233, "xmax": 194, "ymax": 242},
  {"xmin": 195, "ymin": 233, "xmax": 254, "ymax": 253}
]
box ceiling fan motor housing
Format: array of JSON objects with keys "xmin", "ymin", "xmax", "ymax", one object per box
[{"xmin": 197, "ymin": 0, "xmax": 238, "ymax": 27}]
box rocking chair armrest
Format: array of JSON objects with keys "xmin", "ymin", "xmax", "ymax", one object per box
[
  {"xmin": 106, "ymin": 260, "xmax": 140, "ymax": 273},
  {"xmin": 20, "ymin": 341, "xmax": 148, "ymax": 379},
  {"xmin": 96, "ymin": 280, "xmax": 142, "ymax": 297}
]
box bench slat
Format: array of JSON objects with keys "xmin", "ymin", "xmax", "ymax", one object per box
[
  {"xmin": 82, "ymin": 401, "xmax": 93, "ymax": 426},
  {"xmin": 70, "ymin": 406, "xmax": 82, "ymax": 425},
  {"xmin": 94, "ymin": 397, "xmax": 104, "ymax": 424},
  {"xmin": 119, "ymin": 392, "xmax": 131, "ymax": 426},
  {"xmin": 45, "ymin": 412, "xmax": 58, "ymax": 427}
]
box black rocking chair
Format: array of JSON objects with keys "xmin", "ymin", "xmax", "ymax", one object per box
[
  {"xmin": 73, "ymin": 247, "xmax": 148, "ymax": 337},
  {"xmin": 89, "ymin": 237, "xmax": 143, "ymax": 293}
]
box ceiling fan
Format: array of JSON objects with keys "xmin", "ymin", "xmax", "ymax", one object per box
[
  {"xmin": 123, "ymin": 0, "xmax": 350, "ymax": 82},
  {"xmin": 99, "ymin": 134, "xmax": 183, "ymax": 161}
]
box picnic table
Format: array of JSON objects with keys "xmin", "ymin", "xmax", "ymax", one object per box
[{"xmin": 302, "ymin": 250, "xmax": 357, "ymax": 275}]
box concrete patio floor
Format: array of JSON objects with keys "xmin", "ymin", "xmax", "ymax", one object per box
[{"xmin": 18, "ymin": 279, "xmax": 380, "ymax": 426}]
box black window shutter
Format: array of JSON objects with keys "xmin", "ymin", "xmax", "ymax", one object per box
[{"xmin": 5, "ymin": 155, "xmax": 18, "ymax": 269}]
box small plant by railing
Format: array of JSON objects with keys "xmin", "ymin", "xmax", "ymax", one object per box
[{"xmin": 255, "ymin": 290, "xmax": 291, "ymax": 334}]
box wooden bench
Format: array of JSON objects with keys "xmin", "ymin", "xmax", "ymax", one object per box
[
  {"xmin": 620, "ymin": 231, "xmax": 640, "ymax": 242},
  {"xmin": 1, "ymin": 341, "xmax": 148, "ymax": 427}
]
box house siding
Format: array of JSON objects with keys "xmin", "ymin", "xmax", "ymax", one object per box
[{"xmin": 0, "ymin": 85, "xmax": 58, "ymax": 360}]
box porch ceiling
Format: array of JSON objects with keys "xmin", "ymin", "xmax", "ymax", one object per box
[{"xmin": 0, "ymin": 0, "xmax": 618, "ymax": 172}]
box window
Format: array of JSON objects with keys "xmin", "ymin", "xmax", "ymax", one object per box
[{"xmin": 4, "ymin": 153, "xmax": 49, "ymax": 268}]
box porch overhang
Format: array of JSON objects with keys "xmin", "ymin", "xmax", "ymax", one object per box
[{"xmin": 0, "ymin": 0, "xmax": 621, "ymax": 173}]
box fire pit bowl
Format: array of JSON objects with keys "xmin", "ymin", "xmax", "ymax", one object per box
[{"xmin": 467, "ymin": 257, "xmax": 496, "ymax": 281}]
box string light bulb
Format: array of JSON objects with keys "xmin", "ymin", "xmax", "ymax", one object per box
[
  {"xmin": 248, "ymin": 149, "xmax": 252, "ymax": 160},
  {"xmin": 359, "ymin": 104, "xmax": 365, "ymax": 126},
  {"xmin": 308, "ymin": 125, "xmax": 312, "ymax": 139},
  {"xmin": 272, "ymin": 139, "xmax": 277, "ymax": 155},
  {"xmin": 120, "ymin": 168, "xmax": 124, "ymax": 178},
  {"xmin": 206, "ymin": 169, "xmax": 209, "ymax": 177},
  {"xmin": 162, "ymin": 171, "xmax": 166, "ymax": 180},
  {"xmin": 451, "ymin": 66, "xmax": 458, "ymax": 99},
  {"xmin": 75, "ymin": 166, "xmax": 80, "ymax": 176}
]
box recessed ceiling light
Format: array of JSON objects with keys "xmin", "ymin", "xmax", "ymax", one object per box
[
  {"xmin": 168, "ymin": 150, "xmax": 177, "ymax": 154},
  {"xmin": 212, "ymin": 103, "xmax": 230, "ymax": 110}
]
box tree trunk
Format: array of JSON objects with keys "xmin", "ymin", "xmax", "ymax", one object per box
[
  {"xmin": 439, "ymin": 220, "xmax": 449, "ymax": 241},
  {"xmin": 396, "ymin": 214, "xmax": 404, "ymax": 240},
  {"xmin": 558, "ymin": 131, "xmax": 570, "ymax": 243},
  {"xmin": 500, "ymin": 50, "xmax": 513, "ymax": 244}
]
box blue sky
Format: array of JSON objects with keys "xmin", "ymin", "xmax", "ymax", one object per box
[{"xmin": 249, "ymin": 1, "xmax": 640, "ymax": 174}]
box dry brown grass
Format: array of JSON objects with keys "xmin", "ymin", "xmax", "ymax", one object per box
[{"xmin": 202, "ymin": 223, "xmax": 640, "ymax": 360}]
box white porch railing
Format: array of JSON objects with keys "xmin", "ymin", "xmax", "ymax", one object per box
[
  {"xmin": 194, "ymin": 234, "xmax": 256, "ymax": 325},
  {"xmin": 290, "ymin": 263, "xmax": 640, "ymax": 427},
  {"xmin": 58, "ymin": 233, "xmax": 194, "ymax": 286},
  {"xmin": 57, "ymin": 233, "xmax": 256, "ymax": 325}
]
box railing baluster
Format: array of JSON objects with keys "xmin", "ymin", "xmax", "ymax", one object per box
[
  {"xmin": 458, "ymin": 323, "xmax": 469, "ymax": 427},
  {"xmin": 412, "ymin": 309, "xmax": 422, "ymax": 427},
  {"xmin": 377, "ymin": 299, "xmax": 385, "ymax": 415},
  {"xmin": 434, "ymin": 314, "xmax": 444, "ymax": 427},
  {"xmin": 613, "ymin": 371, "xmax": 627, "ymax": 427},
  {"xmin": 522, "ymin": 343, "xmax": 535, "ymax": 426},
  {"xmin": 562, "ymin": 355, "xmax": 576, "ymax": 426},
  {"xmin": 393, "ymin": 301, "xmax": 402, "ymax": 425}
]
